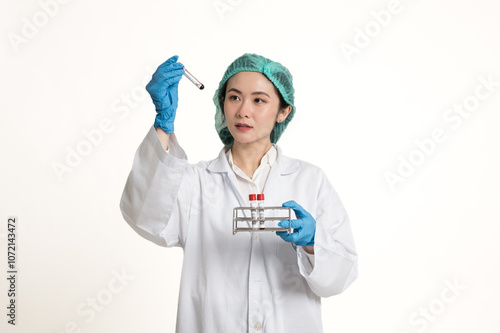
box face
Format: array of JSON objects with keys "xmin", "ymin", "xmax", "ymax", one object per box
[{"xmin": 223, "ymin": 71, "xmax": 290, "ymax": 147}]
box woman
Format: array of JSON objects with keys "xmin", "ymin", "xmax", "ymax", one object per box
[{"xmin": 120, "ymin": 53, "xmax": 357, "ymax": 332}]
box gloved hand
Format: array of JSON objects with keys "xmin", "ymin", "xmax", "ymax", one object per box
[
  {"xmin": 276, "ymin": 200, "xmax": 316, "ymax": 246},
  {"xmin": 146, "ymin": 55, "xmax": 185, "ymax": 133}
]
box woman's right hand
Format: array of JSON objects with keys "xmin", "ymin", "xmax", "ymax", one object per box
[{"xmin": 146, "ymin": 55, "xmax": 185, "ymax": 133}]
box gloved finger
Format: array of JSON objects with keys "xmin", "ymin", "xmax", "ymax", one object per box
[
  {"xmin": 276, "ymin": 230, "xmax": 300, "ymax": 243},
  {"xmin": 276, "ymin": 231, "xmax": 291, "ymax": 242},
  {"xmin": 148, "ymin": 65, "xmax": 185, "ymax": 87},
  {"xmin": 156, "ymin": 55, "xmax": 180, "ymax": 70},
  {"xmin": 155, "ymin": 62, "xmax": 185, "ymax": 77},
  {"xmin": 149, "ymin": 61, "xmax": 183, "ymax": 82},
  {"xmin": 278, "ymin": 219, "xmax": 301, "ymax": 230},
  {"xmin": 147, "ymin": 71, "xmax": 185, "ymax": 93},
  {"xmin": 159, "ymin": 70, "xmax": 185, "ymax": 87},
  {"xmin": 282, "ymin": 200, "xmax": 311, "ymax": 219}
]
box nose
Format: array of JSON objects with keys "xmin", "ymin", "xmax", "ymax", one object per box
[{"xmin": 236, "ymin": 99, "xmax": 252, "ymax": 118}]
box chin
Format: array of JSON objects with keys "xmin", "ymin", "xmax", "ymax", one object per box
[
  {"xmin": 229, "ymin": 130, "xmax": 271, "ymax": 146},
  {"xmin": 228, "ymin": 131, "xmax": 250, "ymax": 143},
  {"xmin": 233, "ymin": 138, "xmax": 254, "ymax": 145}
]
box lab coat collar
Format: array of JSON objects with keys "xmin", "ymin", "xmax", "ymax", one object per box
[
  {"xmin": 274, "ymin": 145, "xmax": 300, "ymax": 175},
  {"xmin": 207, "ymin": 145, "xmax": 233, "ymax": 173},
  {"xmin": 207, "ymin": 145, "xmax": 299, "ymax": 175}
]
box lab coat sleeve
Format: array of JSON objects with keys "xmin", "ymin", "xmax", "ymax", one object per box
[
  {"xmin": 297, "ymin": 181, "xmax": 358, "ymax": 297},
  {"xmin": 120, "ymin": 126, "xmax": 192, "ymax": 247}
]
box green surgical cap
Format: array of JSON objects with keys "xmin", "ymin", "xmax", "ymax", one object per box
[{"xmin": 213, "ymin": 53, "xmax": 296, "ymax": 145}]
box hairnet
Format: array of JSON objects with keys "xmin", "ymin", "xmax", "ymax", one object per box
[{"xmin": 213, "ymin": 53, "xmax": 296, "ymax": 145}]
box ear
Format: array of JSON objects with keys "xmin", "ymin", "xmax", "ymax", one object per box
[{"xmin": 277, "ymin": 105, "xmax": 292, "ymax": 123}]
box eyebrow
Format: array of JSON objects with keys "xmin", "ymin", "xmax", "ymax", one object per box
[{"xmin": 227, "ymin": 88, "xmax": 271, "ymax": 98}]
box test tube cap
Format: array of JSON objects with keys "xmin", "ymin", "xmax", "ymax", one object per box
[
  {"xmin": 257, "ymin": 194, "xmax": 264, "ymax": 200},
  {"xmin": 249, "ymin": 194, "xmax": 257, "ymax": 201}
]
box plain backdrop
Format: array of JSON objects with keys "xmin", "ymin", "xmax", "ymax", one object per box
[{"xmin": 1, "ymin": 0, "xmax": 499, "ymax": 332}]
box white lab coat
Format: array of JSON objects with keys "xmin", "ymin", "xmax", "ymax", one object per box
[{"xmin": 120, "ymin": 127, "xmax": 358, "ymax": 333}]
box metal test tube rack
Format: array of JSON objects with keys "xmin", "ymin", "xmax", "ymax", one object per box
[{"xmin": 232, "ymin": 206, "xmax": 293, "ymax": 235}]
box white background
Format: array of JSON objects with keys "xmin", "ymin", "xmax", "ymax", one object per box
[{"xmin": 1, "ymin": 0, "xmax": 499, "ymax": 332}]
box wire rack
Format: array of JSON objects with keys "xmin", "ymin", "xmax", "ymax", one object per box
[{"xmin": 232, "ymin": 206, "xmax": 292, "ymax": 235}]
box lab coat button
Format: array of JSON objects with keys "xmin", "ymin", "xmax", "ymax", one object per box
[{"xmin": 254, "ymin": 322, "xmax": 262, "ymax": 330}]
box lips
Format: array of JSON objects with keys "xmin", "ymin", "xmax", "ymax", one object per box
[{"xmin": 235, "ymin": 123, "xmax": 253, "ymax": 131}]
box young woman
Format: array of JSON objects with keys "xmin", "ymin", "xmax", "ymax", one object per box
[{"xmin": 120, "ymin": 53, "xmax": 357, "ymax": 332}]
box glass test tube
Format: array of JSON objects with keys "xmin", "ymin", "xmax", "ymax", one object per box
[
  {"xmin": 183, "ymin": 67, "xmax": 204, "ymax": 90},
  {"xmin": 257, "ymin": 194, "xmax": 265, "ymax": 229},
  {"xmin": 249, "ymin": 194, "xmax": 258, "ymax": 230}
]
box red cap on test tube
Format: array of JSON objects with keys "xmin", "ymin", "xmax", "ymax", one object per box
[
  {"xmin": 257, "ymin": 194, "xmax": 264, "ymax": 201},
  {"xmin": 249, "ymin": 194, "xmax": 257, "ymax": 201}
]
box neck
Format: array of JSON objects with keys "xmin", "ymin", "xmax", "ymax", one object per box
[{"xmin": 231, "ymin": 140, "xmax": 272, "ymax": 179}]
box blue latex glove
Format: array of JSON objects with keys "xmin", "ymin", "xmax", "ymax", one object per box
[
  {"xmin": 146, "ymin": 55, "xmax": 185, "ymax": 133},
  {"xmin": 276, "ymin": 200, "xmax": 316, "ymax": 246}
]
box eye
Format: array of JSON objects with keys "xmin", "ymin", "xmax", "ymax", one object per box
[
  {"xmin": 254, "ymin": 98, "xmax": 265, "ymax": 104},
  {"xmin": 228, "ymin": 95, "xmax": 240, "ymax": 101}
]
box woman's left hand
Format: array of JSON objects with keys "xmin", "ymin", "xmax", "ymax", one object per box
[{"xmin": 276, "ymin": 200, "xmax": 316, "ymax": 247}]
